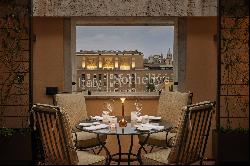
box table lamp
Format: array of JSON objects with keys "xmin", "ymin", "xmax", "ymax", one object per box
[{"xmin": 119, "ymin": 98, "xmax": 127, "ymax": 127}]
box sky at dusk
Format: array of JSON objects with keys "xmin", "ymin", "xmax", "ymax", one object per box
[{"xmin": 76, "ymin": 26, "xmax": 174, "ymax": 58}]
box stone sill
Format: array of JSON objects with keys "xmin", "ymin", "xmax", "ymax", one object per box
[{"xmin": 84, "ymin": 92, "xmax": 160, "ymax": 100}]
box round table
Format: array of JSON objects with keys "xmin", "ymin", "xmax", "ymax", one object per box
[{"xmin": 75, "ymin": 117, "xmax": 172, "ymax": 165}]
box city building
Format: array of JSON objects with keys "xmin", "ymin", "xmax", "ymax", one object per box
[
  {"xmin": 1, "ymin": 0, "xmax": 248, "ymax": 165},
  {"xmin": 144, "ymin": 48, "xmax": 173, "ymax": 70},
  {"xmin": 76, "ymin": 50, "xmax": 174, "ymax": 92}
]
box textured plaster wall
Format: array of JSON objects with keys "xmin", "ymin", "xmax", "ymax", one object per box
[{"xmin": 33, "ymin": 0, "xmax": 217, "ymax": 17}]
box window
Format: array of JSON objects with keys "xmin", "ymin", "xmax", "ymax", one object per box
[{"xmin": 76, "ymin": 26, "xmax": 174, "ymax": 92}]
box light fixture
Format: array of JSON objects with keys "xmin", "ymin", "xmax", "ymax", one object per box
[{"xmin": 119, "ymin": 98, "xmax": 127, "ymax": 127}]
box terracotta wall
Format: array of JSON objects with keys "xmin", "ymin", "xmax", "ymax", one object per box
[
  {"xmin": 185, "ymin": 17, "xmax": 217, "ymax": 159},
  {"xmin": 32, "ymin": 16, "xmax": 217, "ymax": 159},
  {"xmin": 185, "ymin": 17, "xmax": 217, "ymax": 103},
  {"xmin": 33, "ymin": 17, "xmax": 65, "ymax": 104}
]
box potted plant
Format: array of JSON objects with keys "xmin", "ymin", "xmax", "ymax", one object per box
[
  {"xmin": 213, "ymin": 127, "xmax": 249, "ymax": 164},
  {"xmin": 0, "ymin": 127, "xmax": 33, "ymax": 164}
]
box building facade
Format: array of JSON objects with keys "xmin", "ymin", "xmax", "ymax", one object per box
[
  {"xmin": 76, "ymin": 50, "xmax": 174, "ymax": 92},
  {"xmin": 144, "ymin": 48, "xmax": 173, "ymax": 70}
]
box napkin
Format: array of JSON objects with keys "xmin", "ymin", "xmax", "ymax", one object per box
[
  {"xmin": 90, "ymin": 116, "xmax": 103, "ymax": 121},
  {"xmin": 143, "ymin": 124, "xmax": 164, "ymax": 130},
  {"xmin": 79, "ymin": 123, "xmax": 93, "ymax": 127},
  {"xmin": 148, "ymin": 116, "xmax": 161, "ymax": 120},
  {"xmin": 84, "ymin": 124, "xmax": 108, "ymax": 131},
  {"xmin": 135, "ymin": 124, "xmax": 164, "ymax": 131},
  {"xmin": 90, "ymin": 115, "xmax": 116, "ymax": 121}
]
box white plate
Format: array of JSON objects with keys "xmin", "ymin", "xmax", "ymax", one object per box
[
  {"xmin": 137, "ymin": 126, "xmax": 151, "ymax": 131},
  {"xmin": 148, "ymin": 116, "xmax": 161, "ymax": 120}
]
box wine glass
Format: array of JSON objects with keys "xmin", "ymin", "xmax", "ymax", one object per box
[
  {"xmin": 102, "ymin": 100, "xmax": 114, "ymax": 117},
  {"xmin": 102, "ymin": 104, "xmax": 110, "ymax": 124},
  {"xmin": 105, "ymin": 99, "xmax": 114, "ymax": 114},
  {"xmin": 102, "ymin": 102, "xmax": 110, "ymax": 116},
  {"xmin": 134, "ymin": 100, "xmax": 142, "ymax": 117}
]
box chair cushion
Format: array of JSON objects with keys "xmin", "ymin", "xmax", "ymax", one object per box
[
  {"xmin": 157, "ymin": 91, "xmax": 191, "ymax": 127},
  {"xmin": 73, "ymin": 132, "xmax": 107, "ymax": 149},
  {"xmin": 76, "ymin": 150, "xmax": 105, "ymax": 165},
  {"xmin": 55, "ymin": 93, "xmax": 88, "ymax": 129},
  {"xmin": 139, "ymin": 132, "xmax": 176, "ymax": 148},
  {"xmin": 144, "ymin": 148, "xmax": 171, "ymax": 164}
]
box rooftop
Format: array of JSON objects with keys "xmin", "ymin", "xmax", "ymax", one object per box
[{"xmin": 77, "ymin": 50, "xmax": 143, "ymax": 55}]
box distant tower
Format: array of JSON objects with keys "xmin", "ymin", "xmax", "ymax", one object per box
[{"xmin": 166, "ymin": 48, "xmax": 172, "ymax": 59}]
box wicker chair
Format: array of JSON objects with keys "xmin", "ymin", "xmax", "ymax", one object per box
[
  {"xmin": 55, "ymin": 93, "xmax": 107, "ymax": 153},
  {"xmin": 143, "ymin": 101, "xmax": 215, "ymax": 165},
  {"xmin": 31, "ymin": 104, "xmax": 106, "ymax": 165},
  {"xmin": 139, "ymin": 91, "xmax": 193, "ymax": 152}
]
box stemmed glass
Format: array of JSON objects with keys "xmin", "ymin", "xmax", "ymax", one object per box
[
  {"xmin": 104, "ymin": 99, "xmax": 114, "ymax": 114},
  {"xmin": 134, "ymin": 100, "xmax": 143, "ymax": 117},
  {"xmin": 102, "ymin": 100, "xmax": 115, "ymax": 123}
]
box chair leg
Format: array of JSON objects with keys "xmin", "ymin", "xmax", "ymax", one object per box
[
  {"xmin": 92, "ymin": 149, "xmax": 96, "ymax": 154},
  {"xmin": 149, "ymin": 146, "xmax": 154, "ymax": 153},
  {"xmin": 142, "ymin": 146, "xmax": 148, "ymax": 154},
  {"xmin": 97, "ymin": 146, "xmax": 103, "ymax": 154}
]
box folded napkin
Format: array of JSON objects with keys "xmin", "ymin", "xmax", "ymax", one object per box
[
  {"xmin": 84, "ymin": 124, "xmax": 108, "ymax": 131},
  {"xmin": 90, "ymin": 116, "xmax": 103, "ymax": 121},
  {"xmin": 90, "ymin": 115, "xmax": 116, "ymax": 121},
  {"xmin": 135, "ymin": 124, "xmax": 164, "ymax": 131},
  {"xmin": 79, "ymin": 122, "xmax": 93, "ymax": 127},
  {"xmin": 148, "ymin": 116, "xmax": 161, "ymax": 120}
]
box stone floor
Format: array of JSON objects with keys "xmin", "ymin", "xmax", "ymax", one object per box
[{"xmin": 96, "ymin": 135, "xmax": 215, "ymax": 165}]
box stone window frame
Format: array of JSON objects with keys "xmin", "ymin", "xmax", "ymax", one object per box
[{"xmin": 66, "ymin": 16, "xmax": 186, "ymax": 92}]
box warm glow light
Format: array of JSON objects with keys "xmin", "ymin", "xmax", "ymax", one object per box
[
  {"xmin": 120, "ymin": 65, "xmax": 130, "ymax": 70},
  {"xmin": 81, "ymin": 61, "xmax": 85, "ymax": 68},
  {"xmin": 103, "ymin": 65, "xmax": 114, "ymax": 70},
  {"xmin": 120, "ymin": 98, "xmax": 126, "ymax": 103},
  {"xmin": 99, "ymin": 61, "xmax": 102, "ymax": 68},
  {"xmin": 86, "ymin": 65, "xmax": 97, "ymax": 70}
]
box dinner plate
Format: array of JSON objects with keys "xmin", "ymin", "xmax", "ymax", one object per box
[{"xmin": 136, "ymin": 126, "xmax": 151, "ymax": 131}]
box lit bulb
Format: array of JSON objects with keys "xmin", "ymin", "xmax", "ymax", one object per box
[{"xmin": 120, "ymin": 98, "xmax": 126, "ymax": 103}]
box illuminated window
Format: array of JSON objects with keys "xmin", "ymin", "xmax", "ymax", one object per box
[
  {"xmin": 82, "ymin": 57, "xmax": 85, "ymax": 68},
  {"xmin": 132, "ymin": 57, "xmax": 135, "ymax": 69},
  {"xmin": 115, "ymin": 57, "xmax": 118, "ymax": 68}
]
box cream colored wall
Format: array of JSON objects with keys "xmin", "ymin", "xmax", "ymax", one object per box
[
  {"xmin": 33, "ymin": 17, "xmax": 65, "ymax": 104},
  {"xmin": 185, "ymin": 17, "xmax": 217, "ymax": 159}
]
